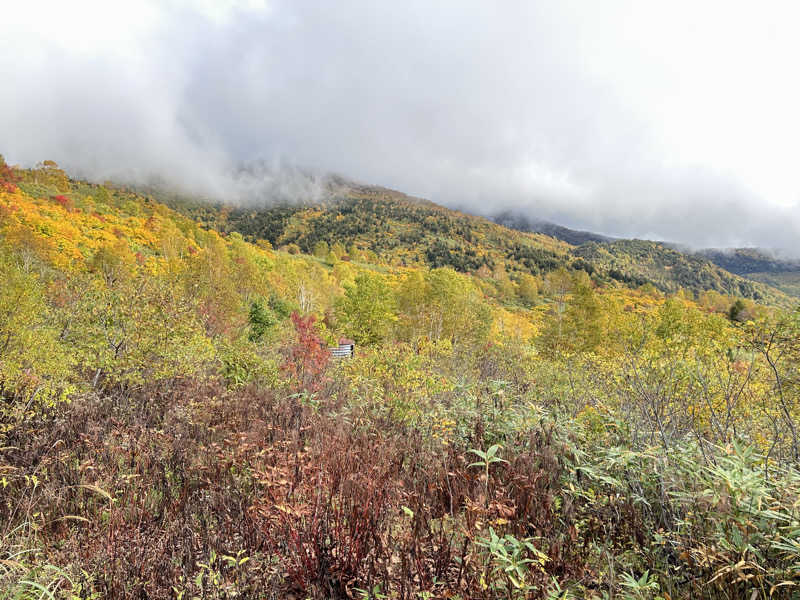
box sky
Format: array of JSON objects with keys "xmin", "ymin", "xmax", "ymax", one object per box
[{"xmin": 1, "ymin": 0, "xmax": 800, "ymax": 252}]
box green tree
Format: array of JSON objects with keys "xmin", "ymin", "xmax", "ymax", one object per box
[
  {"xmin": 268, "ymin": 293, "xmax": 294, "ymax": 319},
  {"xmin": 728, "ymin": 298, "xmax": 746, "ymax": 322},
  {"xmin": 747, "ymin": 308, "xmax": 800, "ymax": 460},
  {"xmin": 516, "ymin": 273, "xmax": 539, "ymax": 305},
  {"xmin": 397, "ymin": 267, "xmax": 491, "ymax": 345},
  {"xmin": 72, "ymin": 272, "xmax": 213, "ymax": 391},
  {"xmin": 330, "ymin": 241, "xmax": 346, "ymax": 259},
  {"xmin": 539, "ymin": 268, "xmax": 574, "ymax": 352},
  {"xmin": 563, "ymin": 279, "xmax": 603, "ymax": 352},
  {"xmin": 336, "ymin": 271, "xmax": 397, "ymax": 345},
  {"xmin": 0, "ymin": 247, "xmax": 70, "ymax": 419},
  {"xmin": 538, "ymin": 270, "xmax": 603, "ymax": 355},
  {"xmin": 313, "ymin": 240, "xmax": 329, "ymax": 259},
  {"xmin": 248, "ymin": 298, "xmax": 277, "ymax": 342},
  {"xmin": 348, "ymin": 243, "xmax": 361, "ymax": 261},
  {"xmin": 93, "ymin": 185, "xmax": 111, "ymax": 205},
  {"xmin": 89, "ymin": 240, "xmax": 134, "ymax": 287},
  {"xmin": 428, "ymin": 268, "xmax": 491, "ymax": 344},
  {"xmin": 493, "ymin": 266, "xmax": 517, "ymax": 300}
]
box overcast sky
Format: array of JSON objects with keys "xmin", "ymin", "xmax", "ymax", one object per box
[{"xmin": 2, "ymin": 1, "xmax": 800, "ymax": 252}]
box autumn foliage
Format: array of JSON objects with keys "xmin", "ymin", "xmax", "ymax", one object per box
[
  {"xmin": 0, "ymin": 155, "xmax": 19, "ymax": 192},
  {"xmin": 3, "ymin": 160, "xmax": 800, "ymax": 599},
  {"xmin": 283, "ymin": 311, "xmax": 330, "ymax": 392}
]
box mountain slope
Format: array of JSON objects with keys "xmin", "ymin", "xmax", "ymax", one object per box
[
  {"xmin": 6, "ymin": 159, "xmax": 800, "ymax": 600},
  {"xmin": 147, "ymin": 179, "xmax": 790, "ymax": 304},
  {"xmin": 571, "ymin": 239, "xmax": 777, "ymax": 300},
  {"xmin": 492, "ymin": 210, "xmax": 615, "ymax": 245},
  {"xmin": 154, "ymin": 181, "xmax": 575, "ymax": 275},
  {"xmin": 699, "ymin": 248, "xmax": 800, "ymax": 297},
  {"xmin": 491, "ymin": 209, "xmax": 800, "ymax": 301}
]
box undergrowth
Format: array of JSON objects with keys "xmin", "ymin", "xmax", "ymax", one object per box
[{"xmin": 4, "ymin": 359, "xmax": 800, "ymax": 598}]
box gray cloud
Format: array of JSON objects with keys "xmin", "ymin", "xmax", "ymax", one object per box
[{"xmin": 1, "ymin": 1, "xmax": 799, "ymax": 253}]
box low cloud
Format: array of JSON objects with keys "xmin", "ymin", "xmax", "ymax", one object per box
[{"xmin": 1, "ymin": 1, "xmax": 799, "ymax": 253}]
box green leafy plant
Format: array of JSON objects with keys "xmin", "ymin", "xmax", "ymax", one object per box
[
  {"xmin": 468, "ymin": 444, "xmax": 508, "ymax": 505},
  {"xmin": 475, "ymin": 527, "xmax": 549, "ymax": 597},
  {"xmin": 618, "ymin": 570, "xmax": 661, "ymax": 600}
]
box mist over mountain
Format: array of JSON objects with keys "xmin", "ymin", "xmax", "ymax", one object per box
[
  {"xmin": 697, "ymin": 247, "xmax": 800, "ymax": 297},
  {"xmin": 491, "ymin": 210, "xmax": 615, "ymax": 246},
  {"xmin": 8, "ymin": 4, "xmax": 800, "ymax": 597},
  {"xmin": 3, "ymin": 1, "xmax": 800, "ymax": 253}
]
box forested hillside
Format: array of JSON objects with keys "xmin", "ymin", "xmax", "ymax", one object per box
[
  {"xmin": 154, "ymin": 181, "xmax": 789, "ymax": 305},
  {"xmin": 572, "ymin": 239, "xmax": 776, "ymax": 300},
  {"xmin": 701, "ymin": 248, "xmax": 800, "ymax": 297},
  {"xmin": 492, "ymin": 210, "xmax": 614, "ymax": 245},
  {"xmin": 492, "ymin": 209, "xmax": 800, "ymax": 301},
  {"xmin": 155, "ymin": 182, "xmax": 573, "ymax": 277},
  {"xmin": 4, "ymin": 158, "xmax": 800, "ymax": 599}
]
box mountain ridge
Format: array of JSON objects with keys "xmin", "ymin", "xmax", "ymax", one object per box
[
  {"xmin": 134, "ymin": 177, "xmax": 791, "ymax": 305},
  {"xmin": 487, "ymin": 208, "xmax": 800, "ymax": 300}
]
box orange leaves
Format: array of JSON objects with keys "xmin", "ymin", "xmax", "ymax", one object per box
[
  {"xmin": 0, "ymin": 185, "xmax": 169, "ymax": 272},
  {"xmin": 0, "ymin": 161, "xmax": 19, "ymax": 193},
  {"xmin": 51, "ymin": 194, "xmax": 74, "ymax": 211},
  {"xmin": 283, "ymin": 311, "xmax": 330, "ymax": 393}
]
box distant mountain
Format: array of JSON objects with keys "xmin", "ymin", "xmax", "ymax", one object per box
[
  {"xmin": 491, "ymin": 210, "xmax": 615, "ymax": 245},
  {"xmin": 572, "ymin": 239, "xmax": 780, "ymax": 301},
  {"xmin": 490, "ymin": 209, "xmax": 800, "ymax": 302},
  {"xmin": 699, "ymin": 248, "xmax": 800, "ymax": 297},
  {"xmin": 699, "ymin": 248, "xmax": 800, "ymax": 275}
]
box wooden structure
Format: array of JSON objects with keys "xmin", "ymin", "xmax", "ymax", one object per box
[{"xmin": 330, "ymin": 338, "xmax": 355, "ymax": 358}]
